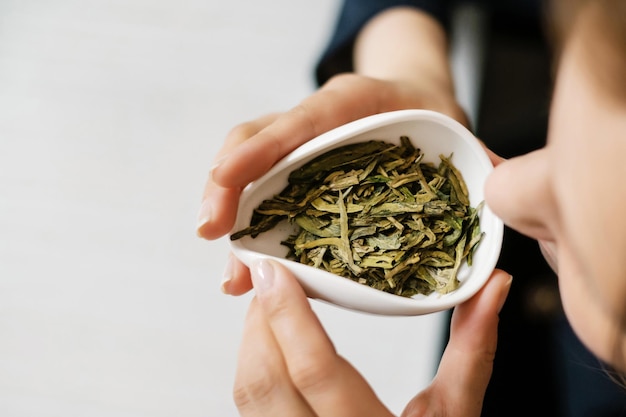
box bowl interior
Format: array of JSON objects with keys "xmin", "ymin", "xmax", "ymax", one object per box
[{"xmin": 229, "ymin": 110, "xmax": 503, "ymax": 315}]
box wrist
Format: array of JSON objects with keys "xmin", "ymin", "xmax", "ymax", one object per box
[{"xmin": 354, "ymin": 7, "xmax": 456, "ymax": 99}]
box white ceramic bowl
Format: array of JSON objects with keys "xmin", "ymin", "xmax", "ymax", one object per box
[{"xmin": 229, "ymin": 109, "xmax": 503, "ymax": 315}]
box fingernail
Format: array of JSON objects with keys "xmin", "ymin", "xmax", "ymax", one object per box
[
  {"xmin": 221, "ymin": 254, "xmax": 234, "ymax": 294},
  {"xmin": 251, "ymin": 259, "xmax": 274, "ymax": 293},
  {"xmin": 497, "ymin": 275, "xmax": 513, "ymax": 313},
  {"xmin": 209, "ymin": 155, "xmax": 228, "ymax": 182},
  {"xmin": 196, "ymin": 199, "xmax": 212, "ymax": 236},
  {"xmin": 539, "ymin": 240, "xmax": 558, "ymax": 273}
]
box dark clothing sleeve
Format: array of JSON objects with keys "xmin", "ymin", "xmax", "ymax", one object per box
[
  {"xmin": 314, "ymin": 0, "xmax": 545, "ymax": 87},
  {"xmin": 315, "ymin": 0, "xmax": 451, "ymax": 86}
]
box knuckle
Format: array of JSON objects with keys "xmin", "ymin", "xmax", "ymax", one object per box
[
  {"xmin": 289, "ymin": 357, "xmax": 337, "ymax": 394},
  {"xmin": 226, "ymin": 112, "xmax": 281, "ymax": 144},
  {"xmin": 232, "ymin": 371, "xmax": 277, "ymax": 409},
  {"xmin": 323, "ymin": 72, "xmax": 360, "ymax": 88},
  {"xmin": 289, "ymin": 102, "xmax": 319, "ymax": 137},
  {"xmin": 262, "ymin": 289, "xmax": 291, "ymax": 317},
  {"xmin": 227, "ymin": 120, "xmax": 258, "ymax": 142}
]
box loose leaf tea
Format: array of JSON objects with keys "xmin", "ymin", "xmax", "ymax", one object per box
[{"xmin": 231, "ymin": 136, "xmax": 484, "ymax": 297}]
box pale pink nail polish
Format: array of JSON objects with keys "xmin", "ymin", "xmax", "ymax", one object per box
[
  {"xmin": 251, "ymin": 259, "xmax": 275, "ymax": 293},
  {"xmin": 196, "ymin": 199, "xmax": 212, "ymax": 235}
]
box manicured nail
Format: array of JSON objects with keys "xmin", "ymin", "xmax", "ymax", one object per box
[
  {"xmin": 251, "ymin": 259, "xmax": 274, "ymax": 293},
  {"xmin": 497, "ymin": 275, "xmax": 513, "ymax": 313},
  {"xmin": 538, "ymin": 241, "xmax": 558, "ymax": 273},
  {"xmin": 221, "ymin": 254, "xmax": 234, "ymax": 294},
  {"xmin": 196, "ymin": 199, "xmax": 212, "ymax": 236},
  {"xmin": 209, "ymin": 155, "xmax": 228, "ymax": 182}
]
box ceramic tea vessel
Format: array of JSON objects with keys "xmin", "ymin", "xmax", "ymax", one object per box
[{"xmin": 228, "ymin": 109, "xmax": 504, "ymax": 316}]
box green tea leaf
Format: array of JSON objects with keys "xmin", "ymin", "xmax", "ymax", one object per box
[{"xmin": 231, "ymin": 137, "xmax": 484, "ymax": 298}]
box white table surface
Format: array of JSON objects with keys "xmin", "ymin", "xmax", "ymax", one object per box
[{"xmin": 0, "ymin": 1, "xmax": 445, "ymax": 415}]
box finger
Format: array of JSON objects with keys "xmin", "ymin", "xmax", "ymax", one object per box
[
  {"xmin": 200, "ymin": 76, "xmax": 385, "ymax": 238},
  {"xmin": 402, "ymin": 269, "xmax": 512, "ymax": 417},
  {"xmin": 438, "ymin": 269, "xmax": 512, "ymax": 402},
  {"xmin": 214, "ymin": 112, "xmax": 283, "ymax": 163},
  {"xmin": 196, "ymin": 182, "xmax": 241, "ymax": 240},
  {"xmin": 196, "ymin": 113, "xmax": 281, "ymax": 240},
  {"xmin": 484, "ymin": 147, "xmax": 506, "ymax": 166},
  {"xmin": 476, "ymin": 138, "xmax": 506, "ymax": 167},
  {"xmin": 485, "ymin": 149, "xmax": 556, "ymax": 241},
  {"xmin": 211, "ymin": 75, "xmax": 389, "ymax": 189},
  {"xmin": 221, "ymin": 253, "xmax": 253, "ymax": 296},
  {"xmin": 250, "ymin": 259, "xmax": 394, "ymax": 417},
  {"xmin": 538, "ymin": 239, "xmax": 558, "ymax": 273},
  {"xmin": 233, "ymin": 297, "xmax": 316, "ymax": 417},
  {"xmin": 211, "ymin": 73, "xmax": 472, "ymax": 190}
]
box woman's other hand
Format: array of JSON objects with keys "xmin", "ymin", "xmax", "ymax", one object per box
[{"xmin": 233, "ymin": 259, "xmax": 511, "ymax": 417}]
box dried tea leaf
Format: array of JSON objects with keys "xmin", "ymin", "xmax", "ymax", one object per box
[{"xmin": 231, "ymin": 137, "xmax": 484, "ymax": 298}]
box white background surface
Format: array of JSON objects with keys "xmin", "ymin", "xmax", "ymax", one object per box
[{"xmin": 0, "ymin": 1, "xmax": 445, "ymax": 415}]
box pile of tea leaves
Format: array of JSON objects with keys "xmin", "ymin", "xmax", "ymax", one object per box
[{"xmin": 230, "ymin": 136, "xmax": 484, "ymax": 297}]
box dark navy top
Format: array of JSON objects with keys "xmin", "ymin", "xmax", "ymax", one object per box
[{"xmin": 315, "ymin": 0, "xmax": 543, "ymax": 86}]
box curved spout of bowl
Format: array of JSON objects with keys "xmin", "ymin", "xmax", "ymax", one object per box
[{"xmin": 228, "ymin": 109, "xmax": 504, "ymax": 316}]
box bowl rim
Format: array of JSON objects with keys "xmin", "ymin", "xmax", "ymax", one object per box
[{"xmin": 228, "ymin": 109, "xmax": 504, "ymax": 315}]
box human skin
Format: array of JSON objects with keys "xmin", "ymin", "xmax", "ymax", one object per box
[
  {"xmin": 485, "ymin": 3, "xmax": 626, "ymax": 369},
  {"xmin": 197, "ymin": 4, "xmax": 626, "ymax": 416},
  {"xmin": 197, "ymin": 9, "xmax": 515, "ymax": 416},
  {"xmin": 232, "ymin": 260, "xmax": 510, "ymax": 416},
  {"xmin": 198, "ymin": 8, "xmax": 464, "ymax": 277},
  {"xmin": 197, "ymin": 7, "xmax": 466, "ymax": 296}
]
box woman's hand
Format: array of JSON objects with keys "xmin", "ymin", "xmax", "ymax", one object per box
[
  {"xmin": 197, "ymin": 74, "xmax": 467, "ymax": 294},
  {"xmin": 233, "ymin": 259, "xmax": 512, "ymax": 417}
]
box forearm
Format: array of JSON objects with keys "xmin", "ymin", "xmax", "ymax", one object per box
[{"xmin": 354, "ymin": 7, "xmax": 456, "ymax": 99}]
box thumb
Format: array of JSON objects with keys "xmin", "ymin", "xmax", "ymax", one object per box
[{"xmin": 402, "ymin": 269, "xmax": 512, "ymax": 417}]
